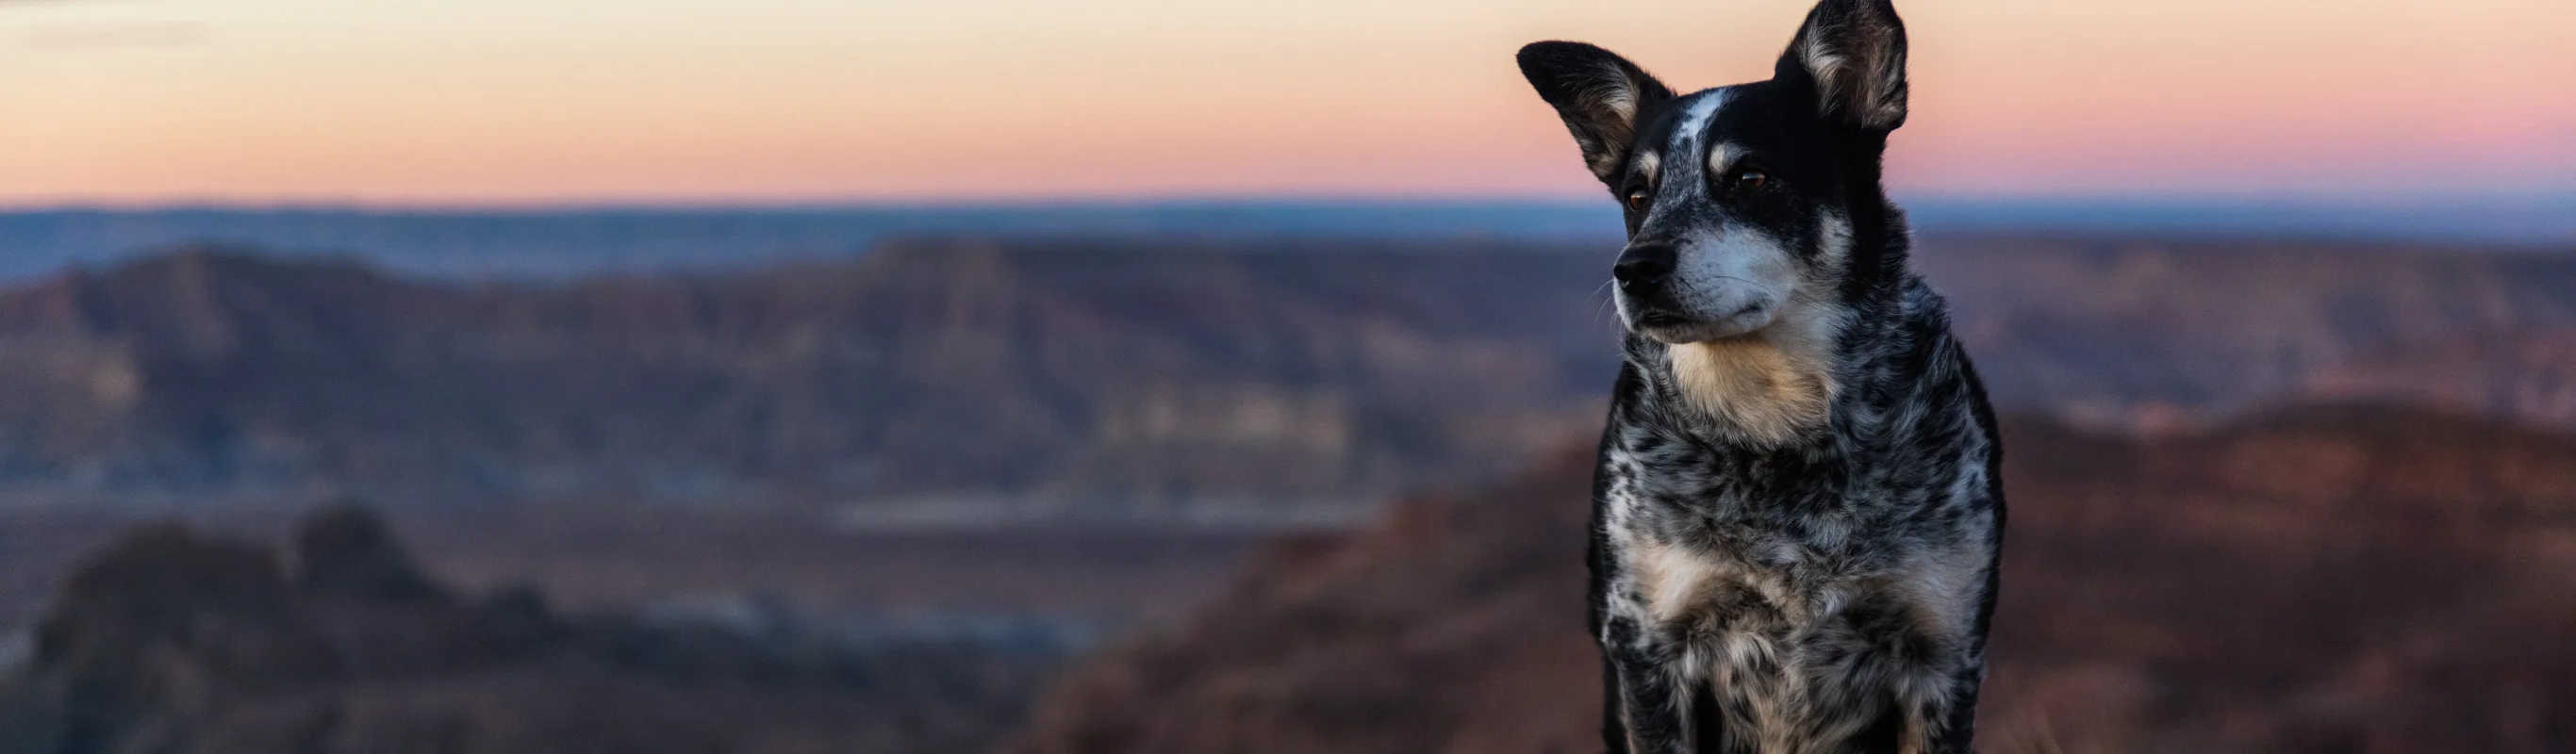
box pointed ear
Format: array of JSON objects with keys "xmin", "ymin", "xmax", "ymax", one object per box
[
  {"xmin": 1517, "ymin": 41, "xmax": 1676, "ymax": 183},
  {"xmin": 1775, "ymin": 0, "xmax": 1907, "ymax": 131}
]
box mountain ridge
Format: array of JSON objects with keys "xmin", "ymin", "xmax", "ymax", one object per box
[{"xmin": 0, "ymin": 237, "xmax": 2571, "ymax": 519}]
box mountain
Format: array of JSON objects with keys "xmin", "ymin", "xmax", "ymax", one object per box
[
  {"xmin": 8, "ymin": 201, "xmax": 2570, "ymax": 281},
  {"xmin": 0, "ymin": 205, "xmax": 1627, "ymax": 281},
  {"xmin": 1003, "ymin": 405, "xmax": 2576, "ymax": 754},
  {"xmin": 0, "ymin": 237, "xmax": 2568, "ymax": 518},
  {"xmin": 0, "ymin": 241, "xmax": 1616, "ymax": 516},
  {"xmin": 0, "ymin": 506, "xmax": 1067, "ymax": 754},
  {"xmin": 1916, "ymin": 236, "xmax": 2576, "ymax": 428},
  {"xmin": 2301, "ymin": 329, "xmax": 2576, "ymax": 431}
]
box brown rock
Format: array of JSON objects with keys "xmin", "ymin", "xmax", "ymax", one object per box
[{"xmin": 1009, "ymin": 405, "xmax": 2576, "ymax": 754}]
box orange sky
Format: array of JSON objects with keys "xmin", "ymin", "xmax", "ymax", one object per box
[{"xmin": 2, "ymin": 0, "xmax": 2571, "ymax": 205}]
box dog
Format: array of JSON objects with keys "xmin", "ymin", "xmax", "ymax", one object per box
[{"xmin": 1515, "ymin": 1, "xmax": 2004, "ymax": 752}]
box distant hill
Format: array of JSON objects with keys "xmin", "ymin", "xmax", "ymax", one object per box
[
  {"xmin": 1005, "ymin": 405, "xmax": 2576, "ymax": 754},
  {"xmin": 6, "ymin": 200, "xmax": 2569, "ymax": 280},
  {"xmin": 2303, "ymin": 330, "xmax": 2576, "ymax": 431},
  {"xmin": 0, "ymin": 241, "xmax": 1617, "ymax": 516},
  {"xmin": 1918, "ymin": 235, "xmax": 2576, "ymax": 428},
  {"xmin": 0, "ymin": 236, "xmax": 2568, "ymax": 516},
  {"xmin": 0, "ymin": 204, "xmax": 1624, "ymax": 280},
  {"xmin": 0, "ymin": 507, "xmax": 1063, "ymax": 754}
]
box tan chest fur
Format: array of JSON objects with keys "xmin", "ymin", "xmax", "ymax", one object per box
[{"xmin": 1664, "ymin": 297, "xmax": 1843, "ymax": 447}]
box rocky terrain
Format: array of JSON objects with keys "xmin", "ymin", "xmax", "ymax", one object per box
[
  {"xmin": 0, "ymin": 237, "xmax": 2569, "ymax": 521},
  {"xmin": 0, "ymin": 240, "xmax": 1613, "ymax": 518},
  {"xmin": 1007, "ymin": 405, "xmax": 2576, "ymax": 754},
  {"xmin": 0, "ymin": 508, "xmax": 1261, "ymax": 661},
  {"xmin": 0, "ymin": 506, "xmax": 1072, "ymax": 754},
  {"xmin": 1917, "ymin": 236, "xmax": 2576, "ymax": 429},
  {"xmin": 2304, "ymin": 330, "xmax": 2576, "ymax": 432},
  {"xmin": 0, "ymin": 236, "xmax": 2569, "ymax": 752}
]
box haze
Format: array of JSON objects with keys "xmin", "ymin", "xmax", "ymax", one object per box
[{"xmin": 3, "ymin": 0, "xmax": 2570, "ymax": 205}]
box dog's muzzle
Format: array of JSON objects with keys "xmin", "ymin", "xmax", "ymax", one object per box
[{"xmin": 1614, "ymin": 241, "xmax": 1780, "ymax": 343}]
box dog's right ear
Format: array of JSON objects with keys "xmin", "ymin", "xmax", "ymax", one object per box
[{"xmin": 1517, "ymin": 41, "xmax": 1675, "ymax": 184}]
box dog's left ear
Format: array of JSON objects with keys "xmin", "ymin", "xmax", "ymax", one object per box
[
  {"xmin": 1518, "ymin": 41, "xmax": 1676, "ymax": 184},
  {"xmin": 1775, "ymin": 0, "xmax": 1907, "ymax": 132}
]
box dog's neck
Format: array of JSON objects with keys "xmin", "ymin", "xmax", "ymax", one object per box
[
  {"xmin": 1627, "ymin": 205, "xmax": 1917, "ymax": 450},
  {"xmin": 1656, "ymin": 296, "xmax": 1848, "ymax": 447}
]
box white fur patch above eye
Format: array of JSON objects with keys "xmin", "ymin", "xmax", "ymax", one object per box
[
  {"xmin": 1632, "ymin": 152, "xmax": 1661, "ymax": 185},
  {"xmin": 1706, "ymin": 143, "xmax": 1739, "ymax": 177}
]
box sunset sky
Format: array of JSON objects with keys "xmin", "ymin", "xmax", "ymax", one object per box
[{"xmin": 3, "ymin": 0, "xmax": 2572, "ymax": 206}]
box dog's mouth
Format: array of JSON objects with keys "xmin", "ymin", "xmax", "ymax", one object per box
[
  {"xmin": 1633, "ymin": 309, "xmax": 1693, "ymax": 329},
  {"xmin": 1627, "ymin": 302, "xmax": 1778, "ymax": 344}
]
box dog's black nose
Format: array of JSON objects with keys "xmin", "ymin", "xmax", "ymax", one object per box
[{"xmin": 1614, "ymin": 243, "xmax": 1677, "ymax": 288}]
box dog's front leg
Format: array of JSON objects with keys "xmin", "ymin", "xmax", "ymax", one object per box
[
  {"xmin": 1924, "ymin": 661, "xmax": 1984, "ymax": 754},
  {"xmin": 1854, "ymin": 677, "xmax": 1976, "ymax": 754},
  {"xmin": 1601, "ymin": 617, "xmax": 1695, "ymax": 754}
]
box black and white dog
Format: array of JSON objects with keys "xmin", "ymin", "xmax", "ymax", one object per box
[{"xmin": 1516, "ymin": 1, "xmax": 2004, "ymax": 752}]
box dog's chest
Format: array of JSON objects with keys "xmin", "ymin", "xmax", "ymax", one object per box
[
  {"xmin": 1596, "ymin": 442, "xmax": 1879, "ymax": 637},
  {"xmin": 1594, "ymin": 419, "xmax": 1990, "ymax": 713},
  {"xmin": 1594, "ymin": 387, "xmax": 1987, "ymax": 618}
]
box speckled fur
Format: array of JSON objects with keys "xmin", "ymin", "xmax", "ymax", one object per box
[
  {"xmin": 1590, "ymin": 274, "xmax": 2002, "ymax": 754},
  {"xmin": 1519, "ymin": 2, "xmax": 2004, "ymax": 751}
]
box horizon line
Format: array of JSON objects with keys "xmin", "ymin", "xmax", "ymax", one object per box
[{"xmin": 7, "ymin": 189, "xmax": 2576, "ymax": 215}]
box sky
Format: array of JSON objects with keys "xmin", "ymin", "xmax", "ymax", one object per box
[{"xmin": 2, "ymin": 0, "xmax": 2572, "ymax": 206}]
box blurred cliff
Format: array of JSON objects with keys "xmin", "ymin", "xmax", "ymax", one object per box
[
  {"xmin": 0, "ymin": 240, "xmax": 1611, "ymax": 520},
  {"xmin": 1006, "ymin": 406, "xmax": 2576, "ymax": 754},
  {"xmin": 0, "ymin": 234, "xmax": 2568, "ymax": 753},
  {"xmin": 0, "ymin": 506, "xmax": 1068, "ymax": 754},
  {"xmin": 0, "ymin": 238, "xmax": 2568, "ymax": 519}
]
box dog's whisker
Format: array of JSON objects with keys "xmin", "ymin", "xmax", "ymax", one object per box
[{"xmin": 1591, "ymin": 278, "xmax": 1619, "ymax": 325}]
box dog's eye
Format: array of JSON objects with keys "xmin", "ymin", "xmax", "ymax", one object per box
[
  {"xmin": 1731, "ymin": 169, "xmax": 1769, "ymax": 193},
  {"xmin": 1624, "ymin": 189, "xmax": 1650, "ymax": 213}
]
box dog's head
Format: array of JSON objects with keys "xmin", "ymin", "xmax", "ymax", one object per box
[{"xmin": 1518, "ymin": 0, "xmax": 1907, "ymax": 346}]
